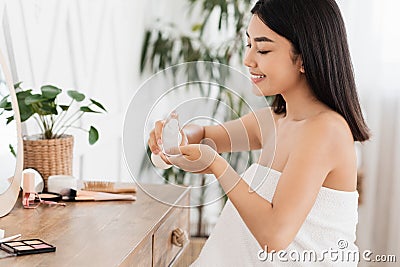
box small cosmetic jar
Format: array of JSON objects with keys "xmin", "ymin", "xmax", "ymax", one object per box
[
  {"xmin": 22, "ymin": 169, "xmax": 44, "ymax": 193},
  {"xmin": 47, "ymin": 175, "xmax": 78, "ymax": 194}
]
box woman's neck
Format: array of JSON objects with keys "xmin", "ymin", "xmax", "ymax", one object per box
[{"xmin": 281, "ymin": 83, "xmax": 328, "ymax": 121}]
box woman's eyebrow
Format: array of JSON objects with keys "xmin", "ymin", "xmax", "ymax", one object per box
[{"xmin": 246, "ymin": 31, "xmax": 274, "ymax": 43}]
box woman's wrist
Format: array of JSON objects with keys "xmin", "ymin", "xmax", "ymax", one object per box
[
  {"xmin": 210, "ymin": 154, "xmax": 229, "ymax": 178},
  {"xmin": 210, "ymin": 155, "xmax": 241, "ymax": 194},
  {"xmin": 182, "ymin": 124, "xmax": 205, "ymax": 144}
]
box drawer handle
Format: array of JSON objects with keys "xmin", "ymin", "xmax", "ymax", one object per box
[{"xmin": 171, "ymin": 228, "xmax": 186, "ymax": 247}]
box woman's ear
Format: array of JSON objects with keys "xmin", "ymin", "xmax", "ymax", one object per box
[
  {"xmin": 292, "ymin": 52, "xmax": 305, "ymax": 74},
  {"xmin": 297, "ymin": 56, "xmax": 305, "ymax": 73},
  {"xmin": 300, "ymin": 64, "xmax": 305, "ymax": 73}
]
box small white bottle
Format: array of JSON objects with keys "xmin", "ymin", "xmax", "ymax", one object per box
[{"xmin": 151, "ymin": 112, "xmax": 187, "ymax": 169}]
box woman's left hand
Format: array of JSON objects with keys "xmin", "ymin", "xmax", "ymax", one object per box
[{"xmin": 166, "ymin": 144, "xmax": 220, "ymax": 174}]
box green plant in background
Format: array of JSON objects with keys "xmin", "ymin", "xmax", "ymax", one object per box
[
  {"xmin": 0, "ymin": 82, "xmax": 107, "ymax": 145},
  {"xmin": 140, "ymin": 0, "xmax": 254, "ymax": 237},
  {"xmin": 141, "ymin": 0, "xmax": 252, "ymax": 70}
]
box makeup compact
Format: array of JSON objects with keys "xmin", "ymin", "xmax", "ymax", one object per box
[{"xmin": 0, "ymin": 239, "xmax": 56, "ymax": 256}]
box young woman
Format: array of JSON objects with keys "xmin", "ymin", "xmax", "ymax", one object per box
[{"xmin": 149, "ymin": 0, "xmax": 369, "ymax": 265}]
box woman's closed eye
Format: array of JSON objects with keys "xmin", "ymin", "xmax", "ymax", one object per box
[
  {"xmin": 257, "ymin": 50, "xmax": 270, "ymax": 55},
  {"xmin": 246, "ymin": 41, "xmax": 271, "ymax": 55}
]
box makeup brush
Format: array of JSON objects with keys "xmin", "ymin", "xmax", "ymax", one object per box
[
  {"xmin": 60, "ymin": 188, "xmax": 136, "ymax": 201},
  {"xmin": 0, "ymin": 234, "xmax": 22, "ymax": 244}
]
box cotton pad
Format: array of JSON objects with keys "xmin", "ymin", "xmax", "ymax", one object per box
[{"xmin": 151, "ymin": 152, "xmax": 172, "ymax": 169}]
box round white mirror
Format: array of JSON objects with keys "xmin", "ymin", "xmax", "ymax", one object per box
[{"xmin": 0, "ymin": 49, "xmax": 23, "ymax": 217}]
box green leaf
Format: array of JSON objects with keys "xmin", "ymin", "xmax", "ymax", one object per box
[
  {"xmin": 6, "ymin": 115, "xmax": 13, "ymax": 124},
  {"xmin": 2, "ymin": 103, "xmax": 12, "ymax": 111},
  {"xmin": 15, "ymin": 90, "xmax": 34, "ymax": 122},
  {"xmin": 41, "ymin": 85, "xmax": 62, "ymax": 99},
  {"xmin": 0, "ymin": 95, "xmax": 10, "ymax": 109},
  {"xmin": 60, "ymin": 105, "xmax": 69, "ymax": 111},
  {"xmin": 18, "ymin": 101, "xmax": 33, "ymax": 121},
  {"xmin": 9, "ymin": 144, "xmax": 16, "ymax": 157},
  {"xmin": 25, "ymin": 94, "xmax": 46, "ymax": 105},
  {"xmin": 16, "ymin": 90, "xmax": 33, "ymax": 99},
  {"xmin": 14, "ymin": 81, "xmax": 23, "ymax": 89},
  {"xmin": 88, "ymin": 126, "xmax": 99, "ymax": 145},
  {"xmin": 140, "ymin": 30, "xmax": 152, "ymax": 73},
  {"xmin": 191, "ymin": 23, "xmax": 202, "ymax": 32},
  {"xmin": 38, "ymin": 102, "xmax": 58, "ymax": 115},
  {"xmin": 90, "ymin": 99, "xmax": 107, "ymax": 112},
  {"xmin": 67, "ymin": 90, "xmax": 85, "ymax": 102},
  {"xmin": 80, "ymin": 106, "xmax": 100, "ymax": 113},
  {"xmin": 21, "ymin": 112, "xmax": 33, "ymax": 122}
]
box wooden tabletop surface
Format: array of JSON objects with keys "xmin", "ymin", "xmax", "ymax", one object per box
[{"xmin": 0, "ymin": 184, "xmax": 190, "ymax": 267}]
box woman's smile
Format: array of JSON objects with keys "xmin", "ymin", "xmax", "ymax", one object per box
[{"xmin": 250, "ymin": 72, "xmax": 266, "ymax": 83}]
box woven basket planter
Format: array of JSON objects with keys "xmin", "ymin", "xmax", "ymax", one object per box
[{"xmin": 23, "ymin": 134, "xmax": 74, "ymax": 192}]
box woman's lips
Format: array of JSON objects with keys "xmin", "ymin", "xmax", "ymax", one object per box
[{"xmin": 250, "ymin": 73, "xmax": 266, "ymax": 83}]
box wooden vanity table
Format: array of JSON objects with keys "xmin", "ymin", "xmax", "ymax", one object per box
[{"xmin": 0, "ymin": 184, "xmax": 190, "ymax": 267}]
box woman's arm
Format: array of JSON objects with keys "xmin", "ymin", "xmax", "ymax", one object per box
[
  {"xmin": 183, "ymin": 107, "xmax": 275, "ymax": 153},
  {"xmin": 210, "ymin": 116, "xmax": 353, "ymax": 251},
  {"xmin": 149, "ymin": 107, "xmax": 275, "ymax": 165}
]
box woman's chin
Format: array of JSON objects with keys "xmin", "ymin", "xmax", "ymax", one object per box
[{"xmin": 251, "ymin": 84, "xmax": 265, "ymax": 96}]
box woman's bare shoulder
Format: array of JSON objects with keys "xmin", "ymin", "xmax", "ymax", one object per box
[
  {"xmin": 284, "ymin": 111, "xmax": 356, "ymax": 182},
  {"xmin": 311, "ymin": 110, "xmax": 352, "ymax": 134},
  {"xmin": 302, "ymin": 111, "xmax": 357, "ymax": 189},
  {"xmin": 301, "ymin": 110, "xmax": 354, "ymax": 150}
]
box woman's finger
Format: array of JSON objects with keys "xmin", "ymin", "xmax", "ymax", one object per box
[
  {"xmin": 159, "ymin": 153, "xmax": 172, "ymax": 165},
  {"xmin": 148, "ymin": 131, "xmax": 160, "ymax": 154},
  {"xmin": 154, "ymin": 120, "xmax": 165, "ymax": 144},
  {"xmin": 168, "ymin": 145, "xmax": 216, "ymax": 173},
  {"xmin": 177, "ymin": 144, "xmax": 193, "ymax": 155},
  {"xmin": 180, "ymin": 129, "xmax": 188, "ymax": 145}
]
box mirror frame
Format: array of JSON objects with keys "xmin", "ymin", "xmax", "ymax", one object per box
[{"xmin": 0, "ymin": 49, "xmax": 23, "ymax": 217}]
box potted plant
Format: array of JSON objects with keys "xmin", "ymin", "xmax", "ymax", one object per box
[{"xmin": 0, "ymin": 82, "xmax": 107, "ymax": 191}]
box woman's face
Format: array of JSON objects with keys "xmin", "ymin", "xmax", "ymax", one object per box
[{"xmin": 244, "ymin": 15, "xmax": 304, "ymax": 96}]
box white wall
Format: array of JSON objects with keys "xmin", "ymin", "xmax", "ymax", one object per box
[{"xmin": 0, "ymin": 0, "xmax": 175, "ymax": 182}]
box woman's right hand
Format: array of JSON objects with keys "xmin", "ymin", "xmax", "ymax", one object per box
[
  {"xmin": 148, "ymin": 120, "xmax": 172, "ymax": 164},
  {"xmin": 149, "ymin": 119, "xmax": 201, "ymax": 165},
  {"xmin": 148, "ymin": 120, "xmax": 164, "ymax": 155}
]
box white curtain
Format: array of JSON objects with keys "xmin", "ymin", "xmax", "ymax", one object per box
[{"xmin": 337, "ymin": 1, "xmax": 400, "ymax": 265}]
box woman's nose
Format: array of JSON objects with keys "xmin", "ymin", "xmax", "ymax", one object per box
[{"xmin": 243, "ymin": 49, "xmax": 256, "ymax": 68}]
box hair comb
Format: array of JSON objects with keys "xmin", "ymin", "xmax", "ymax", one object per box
[{"xmin": 82, "ymin": 181, "xmax": 137, "ymax": 194}]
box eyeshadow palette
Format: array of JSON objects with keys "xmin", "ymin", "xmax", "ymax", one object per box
[{"xmin": 0, "ymin": 239, "xmax": 56, "ymax": 256}]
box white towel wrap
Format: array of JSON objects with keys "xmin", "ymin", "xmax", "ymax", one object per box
[{"xmin": 191, "ymin": 163, "xmax": 359, "ymax": 266}]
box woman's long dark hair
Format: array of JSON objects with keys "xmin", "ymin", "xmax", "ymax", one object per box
[{"xmin": 251, "ymin": 0, "xmax": 370, "ymax": 142}]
